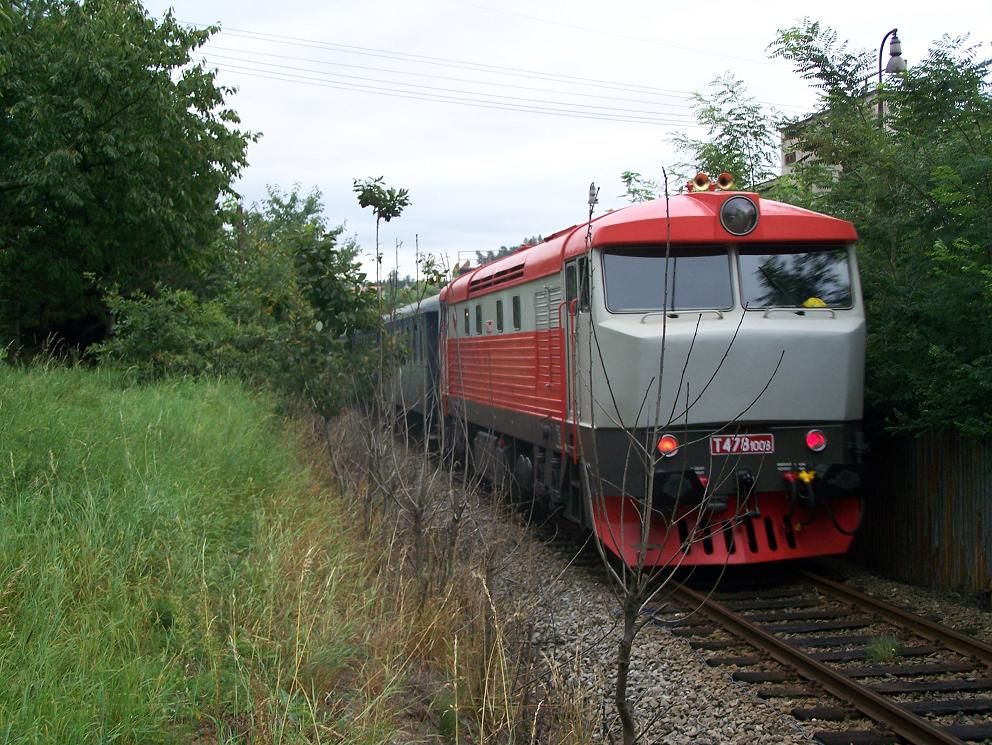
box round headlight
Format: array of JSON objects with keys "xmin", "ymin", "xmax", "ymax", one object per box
[
  {"xmin": 720, "ymin": 195, "xmax": 758, "ymax": 236},
  {"xmin": 657, "ymin": 434, "xmax": 679, "ymax": 457}
]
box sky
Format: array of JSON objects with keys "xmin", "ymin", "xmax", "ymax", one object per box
[{"xmin": 141, "ymin": 0, "xmax": 991, "ymax": 280}]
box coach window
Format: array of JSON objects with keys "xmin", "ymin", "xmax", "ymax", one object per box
[
  {"xmin": 496, "ymin": 299, "xmax": 504, "ymax": 332},
  {"xmin": 464, "ymin": 308, "xmax": 470, "ymax": 336},
  {"xmin": 475, "ymin": 304, "xmax": 482, "ymax": 334}
]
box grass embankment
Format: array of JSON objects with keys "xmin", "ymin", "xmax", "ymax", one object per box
[
  {"xmin": 0, "ymin": 367, "xmax": 392, "ymax": 743},
  {"xmin": 0, "ymin": 366, "xmax": 594, "ymax": 743}
]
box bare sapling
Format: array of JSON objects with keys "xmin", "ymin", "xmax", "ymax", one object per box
[{"xmin": 572, "ymin": 171, "xmax": 784, "ymax": 744}]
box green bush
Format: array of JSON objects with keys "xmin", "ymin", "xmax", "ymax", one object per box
[
  {"xmin": 101, "ymin": 287, "xmax": 257, "ymax": 379},
  {"xmin": 96, "ymin": 187, "xmax": 379, "ymax": 415}
]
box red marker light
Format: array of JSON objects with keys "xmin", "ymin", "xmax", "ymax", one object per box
[
  {"xmin": 657, "ymin": 434, "xmax": 680, "ymax": 457},
  {"xmin": 805, "ymin": 429, "xmax": 827, "ymax": 452}
]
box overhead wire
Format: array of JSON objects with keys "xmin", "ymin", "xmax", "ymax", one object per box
[
  {"xmin": 216, "ymin": 26, "xmax": 714, "ymax": 96},
  {"xmin": 165, "ymin": 16, "xmax": 813, "ymax": 128},
  {"xmin": 201, "ymin": 51, "xmax": 702, "ymax": 123},
  {"xmin": 206, "ymin": 45, "xmax": 708, "ymax": 113},
  {"xmin": 201, "ymin": 58, "xmax": 707, "ymax": 126},
  {"xmin": 176, "ymin": 19, "xmax": 809, "ymax": 114}
]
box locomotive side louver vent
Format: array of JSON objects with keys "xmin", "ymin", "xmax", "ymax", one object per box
[
  {"xmin": 469, "ymin": 262, "xmax": 526, "ymax": 294},
  {"xmin": 535, "ymin": 285, "xmax": 562, "ymax": 330}
]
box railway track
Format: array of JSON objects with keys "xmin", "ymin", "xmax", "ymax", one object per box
[{"xmin": 663, "ymin": 571, "xmax": 992, "ymax": 744}]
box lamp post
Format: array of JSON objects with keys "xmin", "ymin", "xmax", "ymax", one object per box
[{"xmin": 878, "ymin": 29, "xmax": 907, "ymax": 123}]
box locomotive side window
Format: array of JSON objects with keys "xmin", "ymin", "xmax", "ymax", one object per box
[
  {"xmin": 739, "ymin": 246, "xmax": 852, "ymax": 309},
  {"xmin": 464, "ymin": 308, "xmax": 470, "ymax": 336},
  {"xmin": 602, "ymin": 247, "xmax": 733, "ymax": 312},
  {"xmin": 566, "ymin": 258, "xmax": 590, "ymax": 310},
  {"xmin": 475, "ymin": 305, "xmax": 482, "ymax": 334},
  {"xmin": 512, "ymin": 295, "xmax": 521, "ymax": 330},
  {"xmin": 578, "ymin": 256, "xmax": 590, "ymax": 311},
  {"xmin": 496, "ymin": 300, "xmax": 504, "ymax": 332}
]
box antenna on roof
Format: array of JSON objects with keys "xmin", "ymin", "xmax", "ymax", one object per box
[{"xmin": 586, "ymin": 181, "xmax": 600, "ymax": 246}]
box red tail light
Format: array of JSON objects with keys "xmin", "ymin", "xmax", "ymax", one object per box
[
  {"xmin": 805, "ymin": 429, "xmax": 827, "ymax": 452},
  {"xmin": 657, "ymin": 434, "xmax": 679, "ymax": 457}
]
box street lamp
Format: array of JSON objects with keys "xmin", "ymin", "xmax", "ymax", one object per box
[{"xmin": 878, "ymin": 29, "xmax": 907, "ymax": 122}]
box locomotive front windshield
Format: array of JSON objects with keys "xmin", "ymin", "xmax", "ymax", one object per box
[
  {"xmin": 738, "ymin": 246, "xmax": 852, "ymax": 309},
  {"xmin": 602, "ymin": 247, "xmax": 733, "ymax": 311}
]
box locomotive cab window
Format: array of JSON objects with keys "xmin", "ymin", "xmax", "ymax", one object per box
[
  {"xmin": 739, "ymin": 245, "xmax": 853, "ymax": 309},
  {"xmin": 602, "ymin": 246, "xmax": 733, "ymax": 312}
]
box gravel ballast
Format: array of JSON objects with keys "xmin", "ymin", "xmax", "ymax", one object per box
[
  {"xmin": 493, "ymin": 516, "xmax": 992, "ymax": 743},
  {"xmin": 501, "ymin": 533, "xmax": 811, "ymax": 743}
]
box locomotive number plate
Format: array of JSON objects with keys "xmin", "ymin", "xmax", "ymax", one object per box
[{"xmin": 710, "ymin": 433, "xmax": 775, "ymax": 455}]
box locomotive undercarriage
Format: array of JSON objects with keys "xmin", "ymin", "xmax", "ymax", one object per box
[{"xmin": 442, "ymin": 398, "xmax": 864, "ymax": 566}]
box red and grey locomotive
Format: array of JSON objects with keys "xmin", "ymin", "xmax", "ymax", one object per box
[{"xmin": 390, "ymin": 173, "xmax": 866, "ymax": 567}]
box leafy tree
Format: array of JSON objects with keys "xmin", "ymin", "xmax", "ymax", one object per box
[
  {"xmin": 474, "ymin": 236, "xmax": 541, "ymax": 265},
  {"xmin": 383, "ymin": 269, "xmax": 442, "ymax": 312},
  {"xmin": 352, "ymin": 176, "xmax": 411, "ymax": 304},
  {"xmin": 770, "ymin": 21, "xmax": 992, "ymax": 434},
  {"xmin": 0, "ymin": 0, "xmax": 255, "ymax": 352},
  {"xmin": 619, "ymin": 171, "xmax": 661, "ymax": 203},
  {"xmin": 621, "ymin": 75, "xmax": 777, "ymax": 201},
  {"xmin": 671, "ymin": 73, "xmax": 779, "ymax": 191}
]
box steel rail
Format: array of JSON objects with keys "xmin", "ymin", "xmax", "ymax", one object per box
[
  {"xmin": 804, "ymin": 571, "xmax": 992, "ymax": 669},
  {"xmin": 671, "ymin": 583, "xmax": 965, "ymax": 745}
]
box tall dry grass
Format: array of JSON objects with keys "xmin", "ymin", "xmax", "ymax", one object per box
[{"xmin": 319, "ymin": 409, "xmax": 597, "ymax": 743}]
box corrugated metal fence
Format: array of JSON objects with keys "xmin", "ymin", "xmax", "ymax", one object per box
[{"xmin": 852, "ymin": 431, "xmax": 992, "ymax": 597}]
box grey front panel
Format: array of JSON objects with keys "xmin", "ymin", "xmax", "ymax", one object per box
[{"xmin": 588, "ymin": 310, "xmax": 865, "ymax": 429}]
